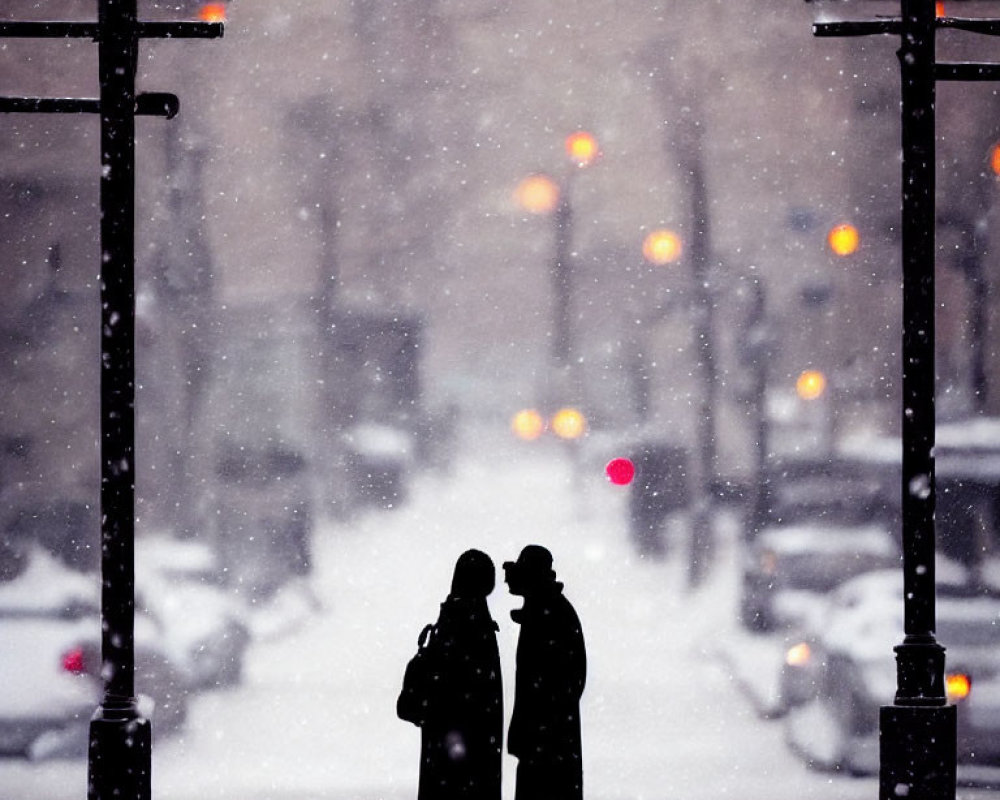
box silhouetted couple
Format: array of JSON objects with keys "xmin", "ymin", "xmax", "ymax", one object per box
[{"xmin": 403, "ymin": 545, "xmax": 586, "ymax": 800}]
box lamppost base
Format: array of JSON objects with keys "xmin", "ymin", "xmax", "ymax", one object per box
[
  {"xmin": 879, "ymin": 704, "xmax": 956, "ymax": 800},
  {"xmin": 88, "ymin": 708, "xmax": 152, "ymax": 800}
]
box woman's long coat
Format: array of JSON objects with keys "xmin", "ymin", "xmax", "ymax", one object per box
[{"xmin": 418, "ymin": 594, "xmax": 503, "ymax": 800}]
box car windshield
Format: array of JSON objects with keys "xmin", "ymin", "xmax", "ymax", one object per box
[{"xmin": 5, "ymin": 2, "xmax": 1000, "ymax": 799}]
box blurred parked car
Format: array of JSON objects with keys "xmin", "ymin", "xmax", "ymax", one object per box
[
  {"xmin": 838, "ymin": 416, "xmax": 1000, "ymax": 577},
  {"xmin": 212, "ymin": 439, "xmax": 314, "ymax": 599},
  {"xmin": 739, "ymin": 454, "xmax": 900, "ymax": 632},
  {"xmin": 780, "ymin": 566, "xmax": 1000, "ymax": 776},
  {"xmin": 342, "ymin": 422, "xmax": 415, "ymax": 511},
  {"xmin": 627, "ymin": 441, "xmax": 690, "ymax": 558},
  {"xmin": 136, "ymin": 535, "xmax": 251, "ymax": 690},
  {"xmin": 0, "ymin": 547, "xmax": 187, "ymax": 760}
]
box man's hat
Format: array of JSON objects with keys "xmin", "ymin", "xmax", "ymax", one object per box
[{"xmin": 503, "ymin": 544, "xmax": 555, "ymax": 579}]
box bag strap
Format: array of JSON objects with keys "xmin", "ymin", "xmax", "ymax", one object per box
[{"xmin": 417, "ymin": 623, "xmax": 435, "ymax": 649}]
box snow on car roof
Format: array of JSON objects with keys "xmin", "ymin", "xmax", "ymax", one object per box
[
  {"xmin": 0, "ymin": 548, "xmax": 97, "ymax": 615},
  {"xmin": 758, "ymin": 523, "xmax": 898, "ymax": 557},
  {"xmin": 135, "ymin": 534, "xmax": 219, "ymax": 575}
]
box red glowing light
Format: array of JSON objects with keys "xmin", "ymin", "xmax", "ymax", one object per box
[
  {"xmin": 605, "ymin": 457, "xmax": 635, "ymax": 486},
  {"xmin": 62, "ymin": 647, "xmax": 86, "ymax": 674}
]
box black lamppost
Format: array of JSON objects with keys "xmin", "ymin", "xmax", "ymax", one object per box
[
  {"xmin": 0, "ymin": 5, "xmax": 222, "ymax": 798},
  {"xmin": 639, "ymin": 116, "xmax": 720, "ymax": 587},
  {"xmin": 808, "ymin": 2, "xmax": 1000, "ymax": 797},
  {"xmin": 639, "ymin": 225, "xmax": 718, "ymax": 583},
  {"xmin": 516, "ymin": 131, "xmax": 600, "ymax": 402}
]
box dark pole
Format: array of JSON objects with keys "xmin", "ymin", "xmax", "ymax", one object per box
[
  {"xmin": 551, "ymin": 188, "xmax": 574, "ymax": 372},
  {"xmin": 88, "ymin": 2, "xmax": 152, "ymax": 798},
  {"xmin": 880, "ymin": 2, "xmax": 955, "ymax": 797},
  {"xmin": 803, "ymin": 0, "xmax": 1000, "ymax": 793},
  {"xmin": 744, "ymin": 280, "xmax": 771, "ymax": 541},
  {"xmin": 0, "ymin": 8, "xmax": 221, "ymax": 798},
  {"xmin": 686, "ymin": 146, "xmax": 718, "ymax": 587},
  {"xmin": 967, "ymin": 222, "xmax": 988, "ymax": 412},
  {"xmin": 98, "ymin": 0, "xmax": 138, "ymax": 706}
]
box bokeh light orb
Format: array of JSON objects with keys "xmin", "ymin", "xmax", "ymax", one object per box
[
  {"xmin": 796, "ymin": 369, "xmax": 827, "ymax": 401},
  {"xmin": 551, "ymin": 407, "xmax": 587, "ymax": 440},
  {"xmin": 198, "ymin": 3, "xmax": 227, "ymax": 22},
  {"xmin": 515, "ymin": 174, "xmax": 560, "ymax": 215},
  {"xmin": 827, "ymin": 223, "xmax": 860, "ymax": 257},
  {"xmin": 605, "ymin": 457, "xmax": 635, "ymax": 486},
  {"xmin": 642, "ymin": 229, "xmax": 683, "ymax": 265},
  {"xmin": 511, "ymin": 408, "xmax": 545, "ymax": 441},
  {"xmin": 990, "ymin": 142, "xmax": 1000, "ymax": 177},
  {"xmin": 565, "ymin": 131, "xmax": 600, "ymax": 167}
]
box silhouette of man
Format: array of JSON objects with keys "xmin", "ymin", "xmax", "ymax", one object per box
[{"xmin": 504, "ymin": 545, "xmax": 586, "ymax": 800}]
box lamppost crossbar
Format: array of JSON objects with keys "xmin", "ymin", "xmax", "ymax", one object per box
[
  {"xmin": 0, "ymin": 20, "xmax": 222, "ymax": 39},
  {"xmin": 0, "ymin": 93, "xmax": 180, "ymax": 117},
  {"xmin": 814, "ymin": 16, "xmax": 1000, "ymax": 37}
]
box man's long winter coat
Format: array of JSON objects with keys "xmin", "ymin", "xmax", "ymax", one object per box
[{"xmin": 508, "ymin": 582, "xmax": 586, "ymax": 800}]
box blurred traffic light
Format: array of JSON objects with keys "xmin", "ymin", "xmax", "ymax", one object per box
[
  {"xmin": 796, "ymin": 369, "xmax": 827, "ymax": 401},
  {"xmin": 511, "ymin": 408, "xmax": 546, "ymax": 441},
  {"xmin": 827, "ymin": 223, "xmax": 859, "ymax": 256},
  {"xmin": 550, "ymin": 407, "xmax": 587, "ymax": 440},
  {"xmin": 605, "ymin": 457, "xmax": 635, "ymax": 485},
  {"xmin": 642, "ymin": 229, "xmax": 683, "ymax": 265}
]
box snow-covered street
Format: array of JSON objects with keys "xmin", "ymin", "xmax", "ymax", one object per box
[{"xmin": 2, "ymin": 436, "xmax": 993, "ymax": 800}]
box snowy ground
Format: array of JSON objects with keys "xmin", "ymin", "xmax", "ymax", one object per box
[{"xmin": 2, "ymin": 436, "xmax": 996, "ymax": 799}]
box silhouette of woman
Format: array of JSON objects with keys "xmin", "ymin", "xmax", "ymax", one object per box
[{"xmin": 418, "ymin": 549, "xmax": 503, "ymax": 800}]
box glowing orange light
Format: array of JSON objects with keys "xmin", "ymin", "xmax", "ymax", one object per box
[
  {"xmin": 551, "ymin": 407, "xmax": 587, "ymax": 440},
  {"xmin": 785, "ymin": 642, "xmax": 812, "ymax": 668},
  {"xmin": 565, "ymin": 131, "xmax": 599, "ymax": 167},
  {"xmin": 642, "ymin": 229, "xmax": 683, "ymax": 265},
  {"xmin": 511, "ymin": 409, "xmax": 545, "ymax": 441},
  {"xmin": 515, "ymin": 174, "xmax": 560, "ymax": 215},
  {"xmin": 990, "ymin": 143, "xmax": 1000, "ymax": 177},
  {"xmin": 827, "ymin": 223, "xmax": 860, "ymax": 256},
  {"xmin": 198, "ymin": 3, "xmax": 227, "ymax": 23},
  {"xmin": 936, "ymin": 1, "xmax": 946, "ymax": 18},
  {"xmin": 796, "ymin": 369, "xmax": 827, "ymax": 401},
  {"xmin": 946, "ymin": 672, "xmax": 971, "ymax": 703}
]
